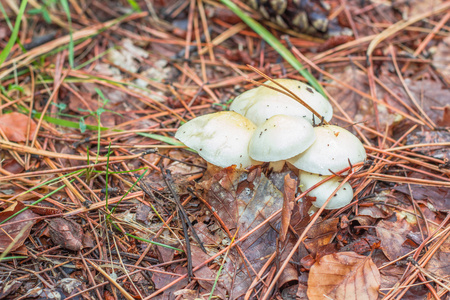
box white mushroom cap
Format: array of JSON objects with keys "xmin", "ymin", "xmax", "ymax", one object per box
[
  {"xmin": 229, "ymin": 79, "xmax": 333, "ymax": 126},
  {"xmin": 175, "ymin": 111, "xmax": 257, "ymax": 168},
  {"xmin": 249, "ymin": 114, "xmax": 316, "ymax": 162},
  {"xmin": 288, "ymin": 125, "xmax": 366, "ymax": 175},
  {"xmin": 300, "ymin": 172, "xmax": 354, "ymax": 209}
]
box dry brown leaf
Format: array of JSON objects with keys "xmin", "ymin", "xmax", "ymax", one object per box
[
  {"xmin": 432, "ymin": 35, "xmax": 450, "ymax": 82},
  {"xmin": 0, "ymin": 279, "xmax": 22, "ymax": 298},
  {"xmin": 376, "ymin": 212, "xmax": 417, "ymax": 261},
  {"xmin": 48, "ymin": 218, "xmax": 84, "ymax": 251},
  {"xmin": 0, "ymin": 202, "xmax": 38, "ymax": 252},
  {"xmin": 425, "ymin": 234, "xmax": 450, "ymax": 278},
  {"xmin": 0, "ymin": 112, "xmax": 36, "ymax": 142},
  {"xmin": 307, "ymin": 252, "xmax": 381, "ymax": 300},
  {"xmin": 395, "ymin": 173, "xmax": 450, "ymax": 212},
  {"xmin": 151, "ymin": 265, "xmax": 188, "ymax": 295},
  {"xmin": 200, "ymin": 166, "xmax": 286, "ymax": 299},
  {"xmin": 280, "ymin": 173, "xmax": 296, "ymax": 242},
  {"xmin": 191, "ymin": 246, "xmax": 227, "ymax": 299},
  {"xmin": 406, "ymin": 130, "xmax": 450, "ymax": 161}
]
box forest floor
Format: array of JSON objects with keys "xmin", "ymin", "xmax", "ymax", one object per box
[{"xmin": 0, "ymin": 0, "xmax": 449, "ymax": 299}]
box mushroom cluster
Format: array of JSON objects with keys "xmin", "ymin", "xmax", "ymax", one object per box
[{"xmin": 175, "ymin": 79, "xmax": 366, "ymax": 209}]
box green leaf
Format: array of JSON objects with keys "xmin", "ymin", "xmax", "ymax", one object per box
[
  {"xmin": 7, "ymin": 84, "xmax": 24, "ymax": 93},
  {"xmin": 42, "ymin": 9, "xmax": 52, "ymax": 23},
  {"xmin": 28, "ymin": 8, "xmax": 43, "ymax": 15},
  {"xmin": 79, "ymin": 118, "xmax": 87, "ymax": 133},
  {"xmin": 137, "ymin": 132, "xmax": 184, "ymax": 146}
]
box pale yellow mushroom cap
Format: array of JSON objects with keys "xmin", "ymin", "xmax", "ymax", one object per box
[
  {"xmin": 249, "ymin": 114, "xmax": 316, "ymax": 162},
  {"xmin": 230, "ymin": 79, "xmax": 333, "ymax": 126},
  {"xmin": 175, "ymin": 111, "xmax": 258, "ymax": 168},
  {"xmin": 300, "ymin": 172, "xmax": 354, "ymax": 209},
  {"xmin": 289, "ymin": 125, "xmax": 366, "ymax": 175}
]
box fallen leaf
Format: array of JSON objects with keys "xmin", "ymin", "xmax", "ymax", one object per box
[
  {"xmin": 280, "ymin": 173, "xmax": 296, "ymax": 242},
  {"xmin": 432, "ymin": 35, "xmax": 450, "ymax": 82},
  {"xmin": 394, "ymin": 172, "xmax": 450, "ymax": 212},
  {"xmin": 339, "ymin": 234, "xmax": 381, "ymax": 254},
  {"xmin": 371, "ymin": 249, "xmax": 428, "ymax": 299},
  {"xmin": 0, "ymin": 112, "xmax": 37, "ymax": 142},
  {"xmin": 0, "ymin": 202, "xmax": 38, "ymax": 252},
  {"xmin": 425, "ymin": 234, "xmax": 450, "ymax": 278},
  {"xmin": 303, "ymin": 218, "xmax": 340, "ymax": 257},
  {"xmin": 200, "ymin": 166, "xmax": 286, "ymax": 299},
  {"xmin": 48, "ymin": 218, "xmax": 84, "ymax": 251},
  {"xmin": 151, "ymin": 265, "xmax": 188, "ymax": 295},
  {"xmin": 156, "ymin": 244, "xmax": 174, "ymax": 263},
  {"xmin": 406, "ymin": 130, "xmax": 450, "ymax": 161},
  {"xmin": 1, "ymin": 159, "xmax": 24, "ymax": 174},
  {"xmin": 376, "ymin": 213, "xmax": 417, "ymax": 261},
  {"xmin": 193, "ymin": 222, "xmax": 223, "ymax": 246},
  {"xmin": 191, "ymin": 246, "xmax": 227, "ymax": 299},
  {"xmin": 307, "ymin": 252, "xmax": 380, "ymax": 300},
  {"xmin": 0, "ymin": 279, "xmax": 22, "ymax": 298}
]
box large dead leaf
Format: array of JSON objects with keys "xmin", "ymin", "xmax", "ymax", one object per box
[
  {"xmin": 376, "ymin": 212, "xmax": 417, "ymax": 261},
  {"xmin": 0, "ymin": 202, "xmax": 38, "ymax": 252},
  {"xmin": 0, "ymin": 112, "xmax": 36, "ymax": 142},
  {"xmin": 307, "ymin": 252, "xmax": 380, "ymax": 300},
  {"xmin": 200, "ymin": 166, "xmax": 287, "ymax": 299}
]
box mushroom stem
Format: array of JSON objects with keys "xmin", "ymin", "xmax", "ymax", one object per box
[{"xmin": 269, "ymin": 161, "xmax": 285, "ymax": 172}]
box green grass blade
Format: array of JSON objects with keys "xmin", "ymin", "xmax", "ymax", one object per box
[
  {"xmin": 137, "ymin": 132, "xmax": 184, "ymax": 146},
  {"xmin": 110, "ymin": 221, "xmax": 182, "ymax": 251},
  {"xmin": 220, "ymin": 0, "xmax": 326, "ymax": 97},
  {"xmin": 126, "ymin": 0, "xmax": 141, "ymax": 12},
  {"xmin": 107, "ymin": 169, "xmax": 148, "ymax": 218},
  {"xmin": 60, "ymin": 0, "xmax": 74, "ymax": 68},
  {"xmin": 0, "ymin": 0, "xmax": 28, "ymax": 67}
]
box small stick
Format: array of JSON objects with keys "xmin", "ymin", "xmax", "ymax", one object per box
[{"xmin": 160, "ymin": 166, "xmax": 207, "ymax": 281}]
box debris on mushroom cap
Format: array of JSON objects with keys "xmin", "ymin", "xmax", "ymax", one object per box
[
  {"xmin": 249, "ymin": 114, "xmax": 316, "ymax": 162},
  {"xmin": 175, "ymin": 111, "xmax": 258, "ymax": 168},
  {"xmin": 288, "ymin": 125, "xmax": 366, "ymax": 175},
  {"xmin": 229, "ymin": 79, "xmax": 333, "ymax": 126},
  {"xmin": 300, "ymin": 172, "xmax": 354, "ymax": 209}
]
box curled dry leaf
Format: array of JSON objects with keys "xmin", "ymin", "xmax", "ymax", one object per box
[
  {"xmin": 308, "ymin": 252, "xmax": 381, "ymax": 300},
  {"xmin": 0, "ymin": 202, "xmax": 38, "ymax": 252},
  {"xmin": 0, "ymin": 112, "xmax": 37, "ymax": 142},
  {"xmin": 48, "ymin": 218, "xmax": 84, "ymax": 251},
  {"xmin": 280, "ymin": 173, "xmax": 297, "ymax": 242}
]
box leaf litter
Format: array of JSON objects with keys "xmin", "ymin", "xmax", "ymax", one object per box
[{"xmin": 0, "ymin": 0, "xmax": 449, "ymax": 299}]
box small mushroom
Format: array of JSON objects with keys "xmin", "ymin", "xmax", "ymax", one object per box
[
  {"xmin": 230, "ymin": 79, "xmax": 333, "ymax": 126},
  {"xmin": 300, "ymin": 172, "xmax": 354, "ymax": 209},
  {"xmin": 175, "ymin": 111, "xmax": 258, "ymax": 168},
  {"xmin": 248, "ymin": 114, "xmax": 316, "ymax": 171},
  {"xmin": 288, "ymin": 125, "xmax": 366, "ymax": 175}
]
